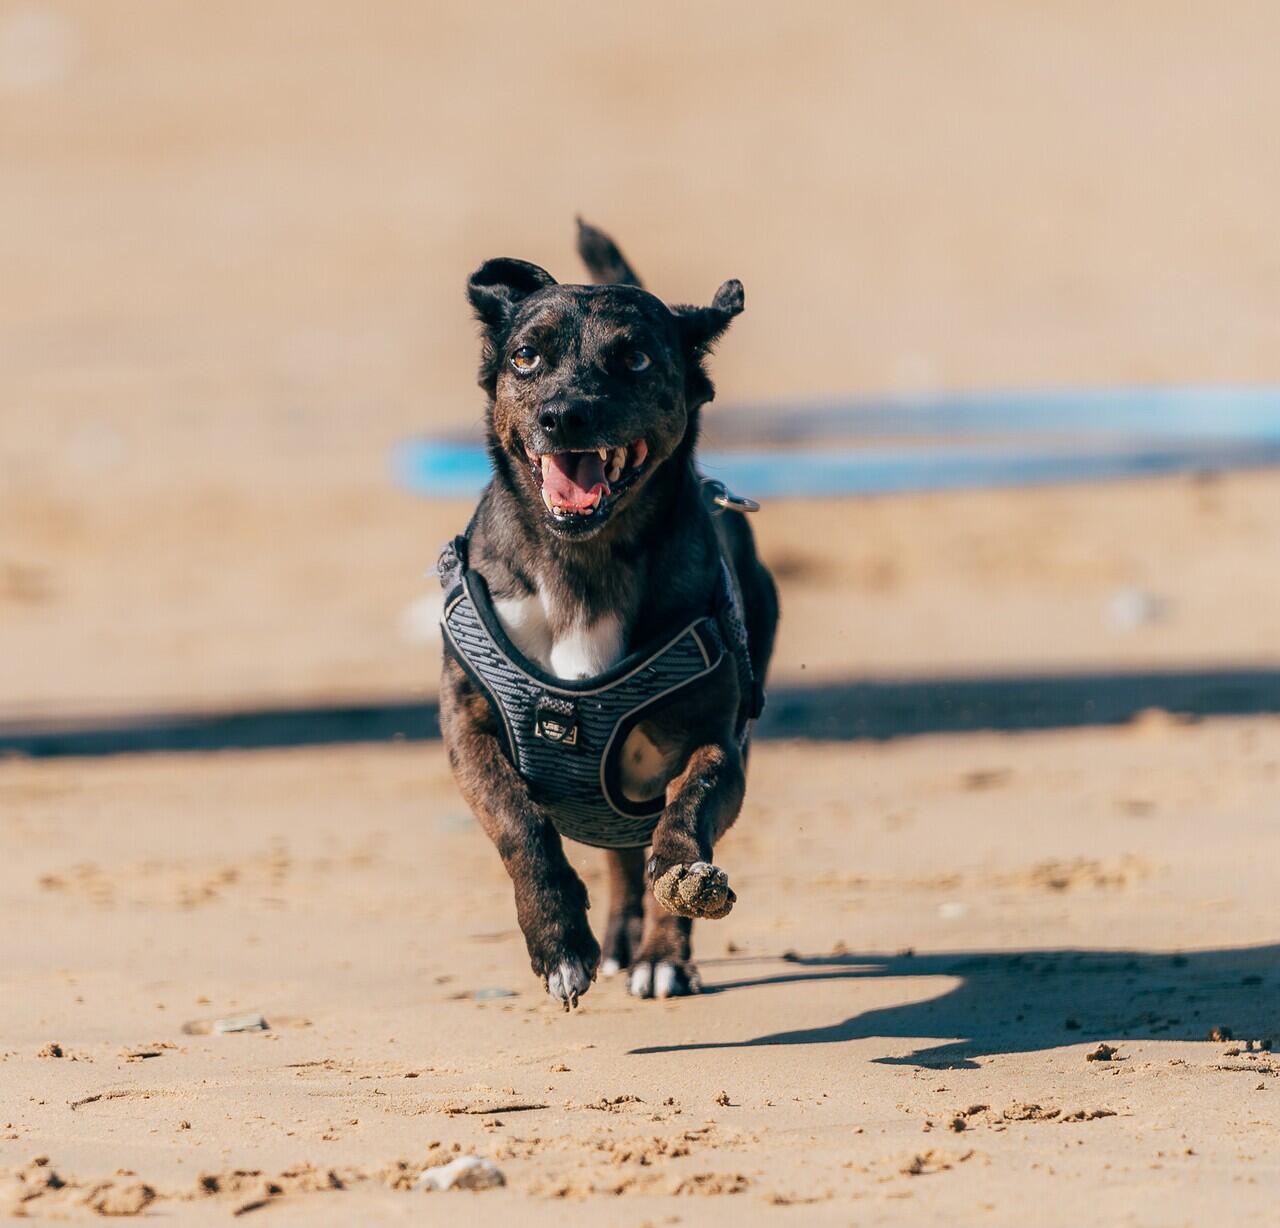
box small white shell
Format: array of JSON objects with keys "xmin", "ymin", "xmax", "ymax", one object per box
[{"xmin": 415, "ymin": 1156, "xmax": 506, "ymax": 1192}]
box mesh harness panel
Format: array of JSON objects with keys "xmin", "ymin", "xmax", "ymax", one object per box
[{"xmin": 437, "ymin": 534, "xmax": 760, "ymax": 849}]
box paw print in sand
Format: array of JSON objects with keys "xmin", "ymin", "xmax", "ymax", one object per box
[{"xmin": 653, "ymin": 862, "xmax": 736, "ymax": 919}]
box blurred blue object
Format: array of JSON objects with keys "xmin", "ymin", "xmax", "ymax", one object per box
[
  {"xmin": 392, "ymin": 386, "xmax": 1280, "ymax": 499},
  {"xmin": 704, "ymin": 385, "xmax": 1280, "ymax": 444}
]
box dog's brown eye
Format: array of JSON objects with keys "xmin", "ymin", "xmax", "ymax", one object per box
[
  {"xmin": 510, "ymin": 345, "xmax": 540, "ymax": 374},
  {"xmin": 624, "ymin": 350, "xmax": 651, "ymax": 373}
]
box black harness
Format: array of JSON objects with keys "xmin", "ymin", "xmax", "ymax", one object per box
[{"xmin": 437, "ymin": 531, "xmax": 762, "ymax": 849}]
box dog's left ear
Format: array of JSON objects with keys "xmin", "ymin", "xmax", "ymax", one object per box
[
  {"xmin": 671, "ymin": 280, "xmax": 744, "ymax": 409},
  {"xmin": 467, "ymin": 258, "xmax": 557, "ymax": 332},
  {"xmin": 672, "ymin": 279, "xmax": 745, "ymax": 354}
]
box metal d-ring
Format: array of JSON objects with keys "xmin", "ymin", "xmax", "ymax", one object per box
[{"xmin": 701, "ymin": 478, "xmax": 761, "ymax": 515}]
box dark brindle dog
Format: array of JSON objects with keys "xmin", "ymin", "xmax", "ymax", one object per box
[{"xmin": 438, "ymin": 220, "xmax": 778, "ymax": 1007}]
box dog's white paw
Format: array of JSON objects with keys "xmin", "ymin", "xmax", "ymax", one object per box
[
  {"xmin": 545, "ymin": 957, "xmax": 592, "ymax": 1009},
  {"xmin": 653, "ymin": 962, "xmax": 679, "ymax": 999},
  {"xmin": 628, "ymin": 959, "xmax": 701, "ymax": 999},
  {"xmin": 600, "ymin": 957, "xmax": 622, "ymax": 978},
  {"xmin": 628, "ymin": 961, "xmax": 653, "ymax": 998}
]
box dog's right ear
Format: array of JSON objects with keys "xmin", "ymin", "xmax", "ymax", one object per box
[{"xmin": 467, "ymin": 258, "xmax": 557, "ymax": 332}]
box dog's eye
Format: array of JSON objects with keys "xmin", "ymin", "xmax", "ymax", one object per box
[
  {"xmin": 624, "ymin": 350, "xmax": 651, "ymax": 373},
  {"xmin": 510, "ymin": 346, "xmax": 540, "ymax": 374}
]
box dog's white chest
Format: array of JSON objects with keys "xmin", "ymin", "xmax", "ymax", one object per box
[
  {"xmin": 492, "ymin": 590, "xmax": 623, "ymax": 681},
  {"xmin": 548, "ymin": 616, "xmax": 623, "ymax": 680}
]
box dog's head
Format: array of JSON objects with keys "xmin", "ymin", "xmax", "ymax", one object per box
[{"xmin": 466, "ymin": 226, "xmax": 743, "ymax": 540}]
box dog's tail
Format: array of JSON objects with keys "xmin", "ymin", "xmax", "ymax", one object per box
[{"xmin": 575, "ymin": 217, "xmax": 643, "ymax": 287}]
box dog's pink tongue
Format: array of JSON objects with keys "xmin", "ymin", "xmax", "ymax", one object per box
[{"xmin": 543, "ymin": 452, "xmax": 608, "ymax": 511}]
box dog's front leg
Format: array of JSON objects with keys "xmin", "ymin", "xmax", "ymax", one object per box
[
  {"xmin": 647, "ymin": 741, "xmax": 744, "ymax": 921},
  {"xmin": 442, "ymin": 680, "xmax": 600, "ymax": 1008}
]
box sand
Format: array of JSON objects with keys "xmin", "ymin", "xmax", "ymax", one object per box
[
  {"xmin": 4, "ymin": 724, "xmax": 1280, "ymax": 1223},
  {"xmin": 4, "ymin": 1, "xmax": 1280, "ymax": 1222}
]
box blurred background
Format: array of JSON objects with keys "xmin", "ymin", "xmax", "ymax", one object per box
[{"xmin": 3, "ymin": 0, "xmax": 1279, "ymax": 721}]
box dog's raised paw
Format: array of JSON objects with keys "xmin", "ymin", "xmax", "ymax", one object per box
[
  {"xmin": 628, "ymin": 958, "xmax": 702, "ymax": 999},
  {"xmin": 652, "ymin": 861, "xmax": 736, "ymax": 919},
  {"xmin": 545, "ymin": 957, "xmax": 593, "ymax": 1010}
]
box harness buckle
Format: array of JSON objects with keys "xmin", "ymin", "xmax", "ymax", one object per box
[{"xmin": 534, "ymin": 695, "xmax": 580, "ymax": 747}]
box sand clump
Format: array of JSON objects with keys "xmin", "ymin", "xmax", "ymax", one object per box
[
  {"xmin": 2, "ymin": 1155, "xmax": 499, "ymax": 1217},
  {"xmin": 940, "ymin": 1104, "xmax": 1117, "ymax": 1132},
  {"xmin": 652, "ymin": 862, "xmax": 736, "ymax": 919},
  {"xmin": 671, "ymin": 1171, "xmax": 750, "ymax": 1195},
  {"xmin": 1, "ymin": 1160, "xmax": 155, "ymax": 1219},
  {"xmin": 899, "ymin": 1149, "xmax": 976, "ymax": 1176},
  {"xmin": 83, "ymin": 1179, "xmax": 156, "ymax": 1217}
]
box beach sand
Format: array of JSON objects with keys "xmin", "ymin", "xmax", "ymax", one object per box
[{"xmin": 4, "ymin": 721, "xmax": 1279, "ymax": 1223}]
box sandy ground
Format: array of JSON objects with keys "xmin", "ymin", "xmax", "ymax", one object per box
[
  {"xmin": 4, "ymin": 724, "xmax": 1280, "ymax": 1223},
  {"xmin": 5, "ymin": 1, "xmax": 1280, "ymax": 1222}
]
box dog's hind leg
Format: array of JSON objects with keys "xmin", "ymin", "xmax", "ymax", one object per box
[
  {"xmin": 601, "ymin": 847, "xmax": 646, "ymax": 978},
  {"xmin": 628, "ymin": 895, "xmax": 698, "ymax": 999}
]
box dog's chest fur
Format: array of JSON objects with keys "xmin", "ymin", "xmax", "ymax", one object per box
[
  {"xmin": 493, "ymin": 588, "xmax": 623, "ymax": 679},
  {"xmin": 492, "ymin": 585, "xmax": 675, "ymax": 802}
]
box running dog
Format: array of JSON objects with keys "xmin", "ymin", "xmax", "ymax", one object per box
[{"xmin": 437, "ymin": 220, "xmax": 777, "ymax": 1006}]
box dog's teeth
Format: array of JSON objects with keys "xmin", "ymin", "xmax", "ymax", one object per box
[
  {"xmin": 541, "ymin": 489, "xmax": 554, "ymax": 512},
  {"xmin": 606, "ymin": 447, "xmax": 625, "ymax": 483},
  {"xmin": 597, "ymin": 447, "xmax": 608, "ymax": 461}
]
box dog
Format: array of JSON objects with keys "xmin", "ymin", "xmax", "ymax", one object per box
[{"xmin": 437, "ymin": 219, "xmax": 778, "ymax": 1007}]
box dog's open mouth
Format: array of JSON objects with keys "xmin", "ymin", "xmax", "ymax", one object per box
[{"xmin": 527, "ymin": 440, "xmax": 650, "ymax": 522}]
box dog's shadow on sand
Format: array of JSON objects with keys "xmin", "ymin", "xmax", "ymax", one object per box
[{"xmin": 631, "ymin": 945, "xmax": 1280, "ymax": 1067}]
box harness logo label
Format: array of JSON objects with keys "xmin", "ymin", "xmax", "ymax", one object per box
[{"xmin": 534, "ymin": 695, "xmax": 580, "ymax": 747}]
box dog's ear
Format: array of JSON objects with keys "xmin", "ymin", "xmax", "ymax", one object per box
[
  {"xmin": 672, "ymin": 279, "xmax": 744, "ymax": 354},
  {"xmin": 467, "ymin": 258, "xmax": 557, "ymax": 332},
  {"xmin": 575, "ymin": 217, "xmax": 643, "ymax": 287},
  {"xmin": 671, "ymin": 280, "xmax": 744, "ymax": 409}
]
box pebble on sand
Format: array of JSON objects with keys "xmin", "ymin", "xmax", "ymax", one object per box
[
  {"xmin": 183, "ymin": 1013, "xmax": 270, "ymax": 1035},
  {"xmin": 415, "ymin": 1156, "xmax": 506, "ymax": 1192}
]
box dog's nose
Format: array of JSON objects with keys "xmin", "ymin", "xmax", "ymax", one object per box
[{"xmin": 537, "ymin": 400, "xmax": 587, "ymax": 437}]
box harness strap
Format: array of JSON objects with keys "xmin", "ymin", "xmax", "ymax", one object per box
[{"xmin": 713, "ymin": 559, "xmax": 763, "ymax": 729}]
